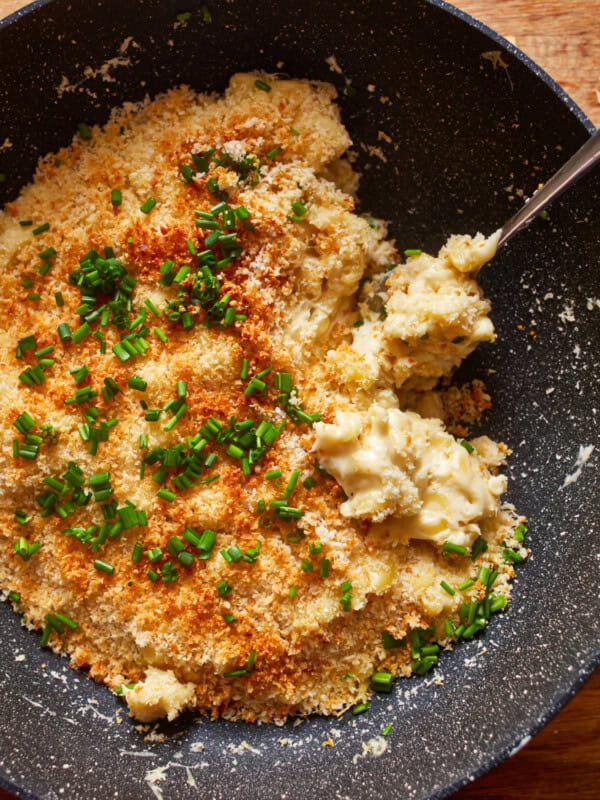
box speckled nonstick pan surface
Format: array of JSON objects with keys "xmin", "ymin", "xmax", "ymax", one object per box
[{"xmin": 0, "ymin": 1, "xmax": 598, "ymax": 798}]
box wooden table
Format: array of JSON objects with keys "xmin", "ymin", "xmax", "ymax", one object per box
[{"xmin": 0, "ymin": 1, "xmax": 598, "ymax": 798}]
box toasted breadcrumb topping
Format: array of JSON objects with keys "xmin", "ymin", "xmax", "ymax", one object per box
[{"xmin": 0, "ymin": 74, "xmax": 524, "ymax": 723}]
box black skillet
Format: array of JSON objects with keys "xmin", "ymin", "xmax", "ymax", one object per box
[{"xmin": 0, "ymin": 1, "xmax": 598, "ymax": 798}]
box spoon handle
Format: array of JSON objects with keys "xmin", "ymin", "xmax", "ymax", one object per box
[{"xmin": 498, "ymin": 129, "xmax": 600, "ymax": 249}]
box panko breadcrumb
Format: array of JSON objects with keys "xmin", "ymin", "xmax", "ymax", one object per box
[{"xmin": 0, "ymin": 73, "xmax": 525, "ymax": 724}]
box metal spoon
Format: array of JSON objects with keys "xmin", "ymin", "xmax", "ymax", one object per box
[
  {"xmin": 497, "ymin": 128, "xmax": 600, "ymax": 249},
  {"xmin": 366, "ymin": 129, "xmax": 600, "ymax": 310}
]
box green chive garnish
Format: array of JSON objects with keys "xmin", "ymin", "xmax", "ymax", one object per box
[
  {"xmin": 110, "ymin": 189, "xmax": 122, "ymax": 206},
  {"xmin": 254, "ymin": 79, "xmax": 271, "ymax": 92},
  {"xmin": 514, "ymin": 523, "xmax": 527, "ymax": 543},
  {"xmin": 442, "ymin": 541, "xmax": 468, "ymax": 557},
  {"xmin": 140, "ymin": 197, "xmax": 156, "ymax": 214},
  {"xmin": 265, "ymin": 469, "xmax": 282, "ymax": 480},
  {"xmin": 93, "ymin": 559, "xmax": 115, "ymax": 575},
  {"xmin": 128, "ymin": 375, "xmax": 147, "ymax": 391}
]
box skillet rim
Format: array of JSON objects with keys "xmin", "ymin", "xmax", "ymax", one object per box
[{"xmin": 0, "ymin": 2, "xmax": 598, "ymax": 799}]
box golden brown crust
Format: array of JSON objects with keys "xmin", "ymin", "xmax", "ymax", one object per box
[{"xmin": 0, "ymin": 74, "xmax": 522, "ymax": 724}]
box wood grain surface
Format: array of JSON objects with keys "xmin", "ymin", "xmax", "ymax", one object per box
[{"xmin": 0, "ymin": 1, "xmax": 598, "ymax": 799}]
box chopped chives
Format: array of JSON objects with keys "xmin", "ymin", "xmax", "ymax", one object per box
[
  {"xmin": 514, "ymin": 523, "xmax": 528, "ymax": 543},
  {"xmin": 180, "ymin": 164, "xmax": 195, "ymax": 183},
  {"xmin": 503, "ymin": 547, "xmax": 524, "ymax": 564},
  {"xmin": 476, "ymin": 566, "xmax": 491, "ymax": 587},
  {"xmin": 245, "ymin": 649, "xmax": 256, "ymax": 671},
  {"xmin": 34, "ymin": 345, "xmax": 54, "ymax": 358},
  {"xmin": 57, "ymin": 323, "xmax": 72, "ymax": 342},
  {"xmin": 71, "ymin": 322, "xmax": 91, "ymax": 343},
  {"xmin": 490, "ymin": 594, "xmax": 508, "ymax": 612},
  {"xmin": 112, "ymin": 342, "xmax": 131, "ymax": 362},
  {"xmin": 440, "ymin": 580, "xmax": 455, "ymax": 596},
  {"xmin": 227, "ymin": 545, "xmax": 243, "ymax": 563},
  {"xmin": 382, "ymin": 723, "xmax": 393, "ymax": 737},
  {"xmin": 460, "ymin": 439, "xmax": 475, "ymax": 454},
  {"xmin": 140, "ymin": 197, "xmax": 157, "ymax": 214},
  {"xmin": 283, "ymin": 469, "xmax": 300, "ymax": 499},
  {"xmin": 197, "ymin": 528, "xmax": 217, "ymax": 555},
  {"xmin": 291, "ymin": 201, "xmax": 307, "ymax": 218},
  {"xmin": 300, "ymin": 558, "xmax": 313, "ymax": 573},
  {"xmin": 200, "ymin": 473, "xmax": 220, "ymax": 485},
  {"xmin": 110, "ymin": 188, "xmax": 122, "ymax": 206},
  {"xmin": 8, "ymin": 591, "xmax": 21, "ymax": 604},
  {"xmin": 146, "ymin": 547, "xmax": 163, "ymax": 563},
  {"xmin": 163, "ymin": 403, "xmax": 187, "ymax": 431},
  {"xmin": 275, "ymin": 505, "xmax": 304, "ymax": 520},
  {"xmin": 167, "ymin": 536, "xmax": 184, "ymax": 557},
  {"xmin": 128, "ymin": 375, "xmax": 147, "ymax": 391},
  {"xmin": 78, "ymin": 122, "xmax": 92, "ymax": 139},
  {"xmin": 457, "ymin": 579, "xmax": 474, "ymax": 591},
  {"xmin": 93, "ymin": 559, "xmax": 115, "ymax": 575},
  {"xmin": 178, "ymin": 551, "xmax": 194, "ymax": 567},
  {"xmin": 32, "ymin": 222, "xmax": 50, "ymax": 235},
  {"xmin": 470, "ymin": 535, "xmax": 488, "ymax": 560},
  {"xmin": 52, "ymin": 613, "xmax": 77, "ymax": 630},
  {"xmin": 254, "ymin": 79, "xmax": 271, "ymax": 92},
  {"xmin": 70, "ymin": 365, "xmax": 89, "ymax": 384},
  {"xmin": 144, "ymin": 298, "xmax": 160, "ymax": 317},
  {"xmin": 131, "ymin": 543, "xmax": 143, "ymax": 562},
  {"xmin": 266, "ymin": 146, "xmax": 282, "ymax": 159},
  {"xmin": 13, "ymin": 411, "xmax": 35, "ymax": 434},
  {"xmin": 40, "ymin": 624, "xmax": 52, "ymax": 648},
  {"xmin": 265, "ymin": 469, "xmax": 282, "ymax": 480},
  {"xmin": 217, "ymin": 579, "xmax": 232, "ymax": 597},
  {"xmin": 403, "ymin": 248, "xmax": 422, "ymax": 257},
  {"xmin": 153, "ymin": 326, "xmax": 168, "ymax": 343},
  {"xmin": 289, "ymin": 585, "xmax": 297, "ymax": 599},
  {"xmin": 442, "ymin": 541, "xmax": 468, "ymax": 557},
  {"xmin": 16, "ymin": 334, "xmax": 36, "ymax": 357},
  {"xmin": 302, "ymin": 476, "xmax": 317, "ymax": 490},
  {"xmin": 19, "ymin": 220, "xmax": 33, "ymax": 227},
  {"xmin": 352, "ymin": 703, "xmax": 369, "ymax": 715},
  {"xmin": 156, "ymin": 488, "xmax": 176, "ymax": 502},
  {"xmin": 223, "ymin": 613, "xmax": 236, "ymax": 624},
  {"xmin": 370, "ymin": 671, "xmax": 393, "ymax": 693},
  {"xmin": 38, "ymin": 246, "xmax": 57, "ymax": 260},
  {"xmin": 319, "ymin": 557, "xmax": 331, "ymax": 578}
]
